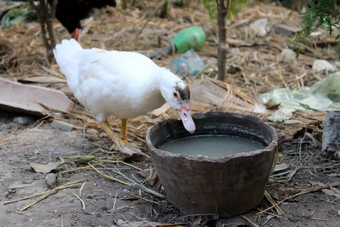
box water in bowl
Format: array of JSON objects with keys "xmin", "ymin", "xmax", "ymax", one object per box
[{"xmin": 158, "ymin": 134, "xmax": 265, "ymax": 158}]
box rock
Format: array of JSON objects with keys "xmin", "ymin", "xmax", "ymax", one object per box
[
  {"xmin": 322, "ymin": 111, "xmax": 340, "ymax": 160},
  {"xmin": 335, "ymin": 61, "xmax": 340, "ymax": 68},
  {"xmin": 52, "ymin": 120, "xmax": 76, "ymax": 131},
  {"xmin": 273, "ymin": 24, "xmax": 300, "ymax": 37},
  {"xmin": 229, "ymin": 48, "xmax": 241, "ymax": 56},
  {"xmin": 279, "ymin": 48, "xmax": 296, "ymax": 62},
  {"xmin": 249, "ymin": 18, "xmax": 269, "ymax": 37},
  {"xmin": 13, "ymin": 116, "xmax": 35, "ymax": 125},
  {"xmin": 312, "ymin": 60, "xmax": 335, "ymax": 72},
  {"xmin": 46, "ymin": 173, "xmax": 57, "ymax": 188}
]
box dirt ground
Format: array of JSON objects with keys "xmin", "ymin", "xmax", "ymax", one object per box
[{"xmin": 0, "ymin": 1, "xmax": 340, "ymax": 226}]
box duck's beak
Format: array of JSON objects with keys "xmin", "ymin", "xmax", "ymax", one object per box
[{"xmin": 178, "ymin": 102, "xmax": 196, "ymax": 134}]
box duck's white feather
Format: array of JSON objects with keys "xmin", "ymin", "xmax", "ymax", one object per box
[{"xmin": 54, "ymin": 39, "xmax": 179, "ymax": 121}]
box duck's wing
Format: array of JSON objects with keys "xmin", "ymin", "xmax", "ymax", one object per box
[
  {"xmin": 75, "ymin": 49, "xmax": 163, "ymax": 118},
  {"xmin": 80, "ymin": 49, "xmax": 159, "ymax": 82}
]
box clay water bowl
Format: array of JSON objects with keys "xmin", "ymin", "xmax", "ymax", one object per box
[{"xmin": 146, "ymin": 112, "xmax": 277, "ymax": 216}]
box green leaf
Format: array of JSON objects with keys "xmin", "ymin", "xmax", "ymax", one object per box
[
  {"xmin": 1, "ymin": 7, "xmax": 37, "ymax": 27},
  {"xmin": 291, "ymin": 0, "xmax": 340, "ymax": 57},
  {"xmin": 203, "ymin": 0, "xmax": 249, "ymax": 21}
]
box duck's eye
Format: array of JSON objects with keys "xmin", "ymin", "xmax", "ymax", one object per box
[{"xmin": 173, "ymin": 92, "xmax": 178, "ymax": 97}]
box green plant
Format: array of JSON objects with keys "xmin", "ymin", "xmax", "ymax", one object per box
[
  {"xmin": 293, "ymin": 0, "xmax": 340, "ymax": 56},
  {"xmin": 1, "ymin": 7, "xmax": 37, "ymax": 27},
  {"xmin": 203, "ymin": 0, "xmax": 248, "ymax": 20}
]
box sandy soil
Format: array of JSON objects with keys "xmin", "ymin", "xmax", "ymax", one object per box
[
  {"xmin": 0, "ymin": 1, "xmax": 339, "ymax": 226},
  {"xmin": 1, "ymin": 111, "xmax": 339, "ymax": 226}
]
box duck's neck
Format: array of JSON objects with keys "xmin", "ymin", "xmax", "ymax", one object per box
[{"xmin": 156, "ymin": 67, "xmax": 180, "ymax": 90}]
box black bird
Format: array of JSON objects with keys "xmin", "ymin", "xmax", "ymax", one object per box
[{"xmin": 52, "ymin": 0, "xmax": 116, "ymax": 41}]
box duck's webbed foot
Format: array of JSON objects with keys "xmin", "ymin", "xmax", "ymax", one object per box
[{"xmin": 100, "ymin": 120, "xmax": 145, "ymax": 156}]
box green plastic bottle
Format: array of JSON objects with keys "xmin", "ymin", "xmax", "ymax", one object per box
[{"xmin": 172, "ymin": 26, "xmax": 206, "ymax": 53}]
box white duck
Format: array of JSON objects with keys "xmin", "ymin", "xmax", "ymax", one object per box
[{"xmin": 53, "ymin": 39, "xmax": 196, "ymax": 155}]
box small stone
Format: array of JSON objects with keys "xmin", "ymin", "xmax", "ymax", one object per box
[
  {"xmin": 52, "ymin": 120, "xmax": 75, "ymax": 131},
  {"xmin": 33, "ymin": 149, "xmax": 40, "ymax": 155},
  {"xmin": 22, "ymin": 176, "xmax": 34, "ymax": 184},
  {"xmin": 13, "ymin": 116, "xmax": 35, "ymax": 125},
  {"xmin": 229, "ymin": 48, "xmax": 241, "ymax": 56},
  {"xmin": 249, "ymin": 73, "xmax": 256, "ymax": 78},
  {"xmin": 46, "ymin": 173, "xmax": 57, "ymax": 188},
  {"xmin": 7, "ymin": 188, "xmax": 16, "ymax": 193},
  {"xmin": 249, "ymin": 18, "xmax": 269, "ymax": 37},
  {"xmin": 312, "ymin": 59, "xmax": 335, "ymax": 72},
  {"xmin": 273, "ymin": 24, "xmax": 300, "ymax": 37},
  {"xmin": 279, "ymin": 48, "xmax": 296, "ymax": 62}
]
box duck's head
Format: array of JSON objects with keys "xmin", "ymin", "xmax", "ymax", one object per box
[{"xmin": 159, "ymin": 70, "xmax": 196, "ymax": 134}]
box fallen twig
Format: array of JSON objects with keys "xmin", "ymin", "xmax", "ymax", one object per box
[
  {"xmin": 258, "ymin": 181, "xmax": 340, "ymax": 215},
  {"xmin": 4, "ymin": 191, "xmax": 49, "ymax": 205},
  {"xmin": 241, "ymin": 215, "xmax": 259, "ymax": 227},
  {"xmin": 88, "ymin": 163, "xmax": 131, "ymax": 186},
  {"xmin": 103, "ymin": 160, "xmax": 142, "ymax": 171},
  {"xmin": 20, "ymin": 180, "xmax": 86, "ymax": 211},
  {"xmin": 73, "ymin": 181, "xmax": 87, "ymax": 210},
  {"xmin": 4, "ymin": 179, "xmax": 86, "ymax": 211},
  {"xmin": 59, "ymin": 157, "xmax": 126, "ymax": 174},
  {"xmin": 59, "ymin": 164, "xmax": 100, "ymax": 174},
  {"xmin": 110, "ymin": 165, "xmax": 165, "ymax": 199},
  {"xmin": 4, "ymin": 179, "xmax": 86, "ymax": 207},
  {"xmin": 122, "ymin": 190, "xmax": 160, "ymax": 205},
  {"xmin": 110, "ymin": 189, "xmax": 120, "ymax": 213},
  {"xmin": 264, "ymin": 190, "xmax": 284, "ymax": 216},
  {"xmin": 60, "ymin": 213, "xmax": 64, "ymax": 227},
  {"xmin": 73, "ymin": 192, "xmax": 86, "ymax": 210}
]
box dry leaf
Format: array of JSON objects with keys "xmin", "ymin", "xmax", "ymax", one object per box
[
  {"xmin": 30, "ymin": 161, "xmax": 64, "ymax": 173},
  {"xmin": 322, "ymin": 189, "xmax": 340, "ymax": 199},
  {"xmin": 309, "ymin": 181, "xmax": 325, "ymax": 187},
  {"xmin": 19, "ymin": 76, "xmax": 66, "ymax": 84},
  {"xmin": 274, "ymin": 163, "xmax": 289, "ymax": 172}
]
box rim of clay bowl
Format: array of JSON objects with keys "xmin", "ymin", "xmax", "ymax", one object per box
[{"xmin": 146, "ymin": 111, "xmax": 278, "ymax": 163}]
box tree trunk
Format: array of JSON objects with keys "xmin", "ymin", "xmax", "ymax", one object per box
[
  {"xmin": 216, "ymin": 0, "xmax": 231, "ymax": 81},
  {"xmin": 28, "ymin": 0, "xmax": 57, "ymax": 65}
]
